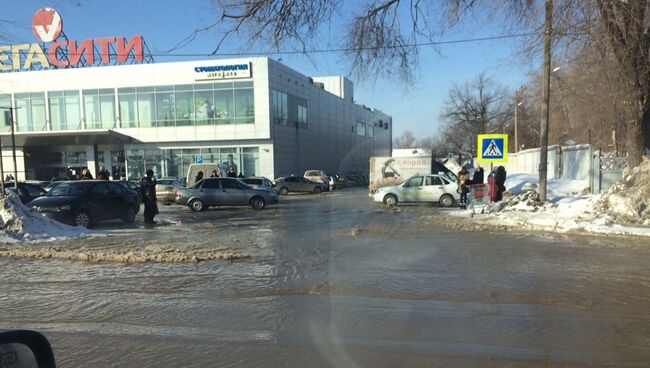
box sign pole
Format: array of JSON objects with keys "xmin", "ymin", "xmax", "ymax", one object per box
[{"xmin": 9, "ymin": 108, "xmax": 18, "ymax": 187}]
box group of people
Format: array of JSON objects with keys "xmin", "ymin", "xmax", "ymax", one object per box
[
  {"xmin": 65, "ymin": 167, "xmax": 111, "ymax": 181},
  {"xmin": 194, "ymin": 169, "xmax": 244, "ymax": 183},
  {"xmin": 457, "ymin": 166, "xmax": 507, "ymax": 209}
]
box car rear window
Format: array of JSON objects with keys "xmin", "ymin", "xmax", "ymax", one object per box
[
  {"xmin": 244, "ymin": 179, "xmax": 262, "ymax": 185},
  {"xmin": 47, "ymin": 182, "xmax": 94, "ymax": 196}
]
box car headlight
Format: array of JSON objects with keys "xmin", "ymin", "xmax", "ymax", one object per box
[{"xmin": 56, "ymin": 205, "xmax": 71, "ymax": 212}]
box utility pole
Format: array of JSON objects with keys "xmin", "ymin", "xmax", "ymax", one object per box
[
  {"xmin": 539, "ymin": 0, "xmax": 553, "ymax": 202},
  {"xmin": 515, "ymin": 102, "xmax": 523, "ymax": 153}
]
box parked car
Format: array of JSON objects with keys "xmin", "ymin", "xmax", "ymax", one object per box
[
  {"xmin": 28, "ymin": 180, "xmax": 140, "ymax": 227},
  {"xmin": 175, "ymin": 177, "xmax": 278, "ymax": 211},
  {"xmin": 44, "ymin": 181, "xmax": 63, "ymax": 192},
  {"xmin": 3, "ymin": 182, "xmax": 47, "ymax": 204},
  {"xmin": 156, "ymin": 178, "xmax": 182, "ymax": 204},
  {"xmin": 304, "ymin": 170, "xmax": 328, "ymax": 188},
  {"xmin": 119, "ymin": 180, "xmax": 142, "ymax": 203},
  {"xmin": 372, "ymin": 174, "xmax": 459, "ymax": 207},
  {"xmin": 241, "ymin": 177, "xmax": 274, "ymax": 190},
  {"xmin": 25, "ymin": 180, "xmax": 51, "ymax": 190},
  {"xmin": 274, "ymin": 176, "xmax": 324, "ymax": 195}
]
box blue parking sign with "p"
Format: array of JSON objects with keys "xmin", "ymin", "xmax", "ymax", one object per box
[{"xmin": 195, "ymin": 155, "xmax": 203, "ymax": 164}]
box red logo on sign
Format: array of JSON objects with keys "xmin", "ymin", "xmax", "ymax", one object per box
[{"xmin": 32, "ymin": 7, "xmax": 63, "ymax": 42}]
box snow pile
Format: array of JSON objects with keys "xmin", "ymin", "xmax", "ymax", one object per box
[
  {"xmin": 596, "ymin": 157, "xmax": 650, "ymax": 225},
  {"xmin": 0, "ymin": 193, "xmax": 92, "ymax": 242},
  {"xmin": 504, "ymin": 173, "xmax": 590, "ymax": 197}
]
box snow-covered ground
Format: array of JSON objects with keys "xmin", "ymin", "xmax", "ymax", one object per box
[
  {"xmin": 452, "ymin": 161, "xmax": 650, "ymax": 238},
  {"xmin": 0, "ymin": 193, "xmax": 95, "ymax": 242}
]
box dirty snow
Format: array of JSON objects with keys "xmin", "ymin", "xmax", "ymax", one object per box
[
  {"xmin": 0, "ymin": 193, "xmax": 93, "ymax": 242},
  {"xmin": 453, "ymin": 162, "xmax": 650, "ymax": 238}
]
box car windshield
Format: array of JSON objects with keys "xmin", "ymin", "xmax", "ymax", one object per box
[
  {"xmin": 46, "ymin": 182, "xmax": 93, "ymax": 196},
  {"xmin": 157, "ymin": 179, "xmax": 176, "ymax": 185}
]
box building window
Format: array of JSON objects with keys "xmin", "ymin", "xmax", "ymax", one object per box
[
  {"xmin": 271, "ymin": 89, "xmax": 288, "ymax": 125},
  {"xmin": 154, "ymin": 85, "xmax": 175, "ymax": 127},
  {"xmin": 356, "ymin": 121, "xmax": 366, "ymax": 136},
  {"xmin": 83, "ymin": 88, "xmax": 115, "ymax": 129},
  {"xmin": 0, "ymin": 94, "xmax": 11, "ymax": 127},
  {"xmin": 214, "ymin": 88, "xmax": 234, "ymax": 124},
  {"xmin": 14, "ymin": 92, "xmax": 46, "ymax": 132},
  {"xmin": 368, "ymin": 125, "xmax": 374, "ymax": 138},
  {"xmin": 234, "ymin": 88, "xmax": 254, "ymax": 124},
  {"xmin": 297, "ymin": 99, "xmax": 307, "ymax": 127},
  {"xmin": 49, "ymin": 90, "xmax": 81, "ymax": 131},
  {"xmin": 118, "ymin": 88, "xmax": 137, "ymax": 128}
]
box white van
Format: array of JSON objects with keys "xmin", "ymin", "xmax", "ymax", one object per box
[{"xmin": 186, "ymin": 163, "xmax": 229, "ymax": 187}]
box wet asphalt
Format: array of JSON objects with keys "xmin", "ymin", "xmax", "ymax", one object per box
[{"xmin": 2, "ymin": 188, "xmax": 650, "ymax": 367}]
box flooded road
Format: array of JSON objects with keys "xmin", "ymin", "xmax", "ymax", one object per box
[{"xmin": 2, "ymin": 189, "xmax": 650, "ymax": 367}]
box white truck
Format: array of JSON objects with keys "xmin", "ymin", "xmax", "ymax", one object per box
[{"xmin": 369, "ymin": 156, "xmax": 457, "ymax": 193}]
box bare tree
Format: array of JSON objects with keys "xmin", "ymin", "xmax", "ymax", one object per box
[
  {"xmin": 393, "ymin": 130, "xmax": 417, "ymax": 148},
  {"xmin": 439, "ymin": 73, "xmax": 510, "ymax": 154},
  {"xmin": 204, "ymin": 0, "xmax": 649, "ymax": 165}
]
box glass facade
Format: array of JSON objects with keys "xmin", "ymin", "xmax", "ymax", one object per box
[
  {"xmin": 271, "ymin": 89, "xmax": 288, "ymax": 125},
  {"xmin": 15, "ymin": 92, "xmax": 46, "ymax": 132},
  {"xmin": 0, "ymin": 94, "xmax": 10, "ymax": 127},
  {"xmin": 118, "ymin": 81, "xmax": 254, "ymax": 128},
  {"xmin": 83, "ymin": 88, "xmax": 116, "ymax": 129},
  {"xmin": 48, "ymin": 90, "xmax": 81, "ymax": 130},
  {"xmin": 126, "ymin": 146, "xmax": 260, "ymax": 180}
]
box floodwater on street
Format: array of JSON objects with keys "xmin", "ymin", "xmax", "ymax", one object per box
[{"xmin": 2, "ymin": 189, "xmax": 650, "ymax": 367}]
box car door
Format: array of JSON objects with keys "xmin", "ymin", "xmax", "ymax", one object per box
[
  {"xmin": 419, "ymin": 176, "xmax": 445, "ymax": 202},
  {"xmin": 282, "ymin": 177, "xmax": 297, "ymax": 191},
  {"xmin": 89, "ymin": 182, "xmax": 112, "ymax": 220},
  {"xmin": 199, "ymin": 178, "xmax": 221, "ymax": 205},
  {"xmin": 107, "ymin": 182, "xmax": 128, "ymax": 218},
  {"xmin": 299, "ymin": 177, "xmax": 315, "ymax": 192},
  {"xmin": 219, "ymin": 179, "xmax": 249, "ymax": 205},
  {"xmin": 400, "ymin": 176, "xmax": 423, "ymax": 202}
]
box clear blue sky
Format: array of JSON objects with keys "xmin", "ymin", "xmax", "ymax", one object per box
[{"xmin": 2, "ymin": 0, "xmax": 534, "ymax": 139}]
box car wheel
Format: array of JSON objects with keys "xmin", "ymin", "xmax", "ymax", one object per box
[
  {"xmin": 250, "ymin": 196, "xmax": 266, "ymax": 210},
  {"xmin": 75, "ymin": 209, "xmax": 92, "ymax": 228},
  {"xmin": 189, "ymin": 199, "xmax": 204, "ymax": 212},
  {"xmin": 279, "ymin": 187, "xmax": 289, "ymax": 196},
  {"xmin": 439, "ymin": 194, "xmax": 455, "ymax": 208},
  {"xmin": 313, "ymin": 186, "xmax": 322, "ymax": 194},
  {"xmin": 123, "ymin": 205, "xmax": 137, "ymax": 224},
  {"xmin": 383, "ymin": 194, "xmax": 398, "ymax": 207}
]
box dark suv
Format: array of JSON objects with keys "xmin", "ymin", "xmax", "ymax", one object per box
[{"xmin": 28, "ymin": 181, "xmax": 140, "ymax": 228}]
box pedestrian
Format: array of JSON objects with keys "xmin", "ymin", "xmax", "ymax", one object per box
[
  {"xmin": 195, "ymin": 171, "xmax": 204, "ymax": 183},
  {"xmin": 487, "ymin": 169, "xmax": 498, "ymax": 202},
  {"xmin": 495, "ymin": 166, "xmax": 507, "ymax": 202},
  {"xmin": 472, "ymin": 166, "xmax": 484, "ymax": 185},
  {"xmin": 140, "ymin": 169, "xmax": 158, "ymax": 225},
  {"xmin": 227, "ymin": 168, "xmax": 237, "ymax": 178},
  {"xmin": 209, "ymin": 169, "xmax": 219, "ymax": 178},
  {"xmin": 97, "ymin": 167, "xmax": 109, "ymax": 180},
  {"xmin": 80, "ymin": 168, "xmax": 93, "ymax": 180},
  {"xmin": 457, "ymin": 166, "xmax": 470, "ymax": 209},
  {"xmin": 237, "ymin": 172, "xmax": 244, "ymax": 178}
]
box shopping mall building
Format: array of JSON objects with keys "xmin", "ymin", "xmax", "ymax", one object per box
[{"xmin": 0, "ymin": 9, "xmax": 392, "ymax": 181}]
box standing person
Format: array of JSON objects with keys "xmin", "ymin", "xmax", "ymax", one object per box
[
  {"xmin": 97, "ymin": 167, "xmax": 109, "ymax": 180},
  {"xmin": 237, "ymin": 172, "xmax": 244, "ymax": 178},
  {"xmin": 227, "ymin": 168, "xmax": 237, "ymax": 178},
  {"xmin": 209, "ymin": 169, "xmax": 219, "ymax": 178},
  {"xmin": 457, "ymin": 167, "xmax": 470, "ymax": 209},
  {"xmin": 495, "ymin": 166, "xmax": 507, "ymax": 202},
  {"xmin": 195, "ymin": 171, "xmax": 204, "ymax": 184},
  {"xmin": 487, "ymin": 169, "xmax": 498, "ymax": 202},
  {"xmin": 80, "ymin": 168, "xmax": 93, "ymax": 180},
  {"xmin": 141, "ymin": 169, "xmax": 158, "ymax": 225},
  {"xmin": 472, "ymin": 166, "xmax": 484, "ymax": 185}
]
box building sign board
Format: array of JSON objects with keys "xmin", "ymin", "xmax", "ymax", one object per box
[
  {"xmin": 194, "ymin": 63, "xmax": 252, "ymax": 80},
  {"xmin": 477, "ymin": 134, "xmax": 508, "ymax": 163},
  {"xmin": 0, "ymin": 7, "xmax": 149, "ymax": 72}
]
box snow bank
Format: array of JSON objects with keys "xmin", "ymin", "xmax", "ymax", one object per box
[
  {"xmin": 595, "ymin": 157, "xmax": 650, "ymax": 225},
  {"xmin": 0, "ymin": 193, "xmax": 93, "ymax": 242},
  {"xmin": 504, "ymin": 173, "xmax": 589, "ymax": 197}
]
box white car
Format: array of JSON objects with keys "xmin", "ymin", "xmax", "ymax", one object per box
[{"xmin": 372, "ymin": 174, "xmax": 460, "ymax": 207}]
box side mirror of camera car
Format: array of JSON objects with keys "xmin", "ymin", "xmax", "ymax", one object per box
[{"xmin": 0, "ymin": 330, "xmax": 56, "ymax": 368}]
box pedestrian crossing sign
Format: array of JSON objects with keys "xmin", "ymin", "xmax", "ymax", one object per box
[{"xmin": 477, "ymin": 134, "xmax": 508, "ymax": 163}]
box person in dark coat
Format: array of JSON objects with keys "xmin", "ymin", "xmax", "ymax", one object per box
[
  {"xmin": 80, "ymin": 168, "xmax": 93, "ymax": 180},
  {"xmin": 97, "ymin": 168, "xmax": 109, "ymax": 180},
  {"xmin": 457, "ymin": 167, "xmax": 470, "ymax": 209},
  {"xmin": 141, "ymin": 169, "xmax": 158, "ymax": 225},
  {"xmin": 227, "ymin": 168, "xmax": 237, "ymax": 178},
  {"xmin": 195, "ymin": 171, "xmax": 204, "ymax": 183},
  {"xmin": 209, "ymin": 169, "xmax": 219, "ymax": 178},
  {"xmin": 487, "ymin": 169, "xmax": 498, "ymax": 202},
  {"xmin": 495, "ymin": 166, "xmax": 507, "ymax": 202},
  {"xmin": 472, "ymin": 166, "xmax": 484, "ymax": 185}
]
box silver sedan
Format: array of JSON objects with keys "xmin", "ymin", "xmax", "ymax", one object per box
[{"xmin": 176, "ymin": 177, "xmax": 279, "ymax": 211}]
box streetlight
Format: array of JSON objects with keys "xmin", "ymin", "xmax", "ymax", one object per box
[{"xmin": 515, "ymin": 101, "xmax": 523, "ymax": 153}]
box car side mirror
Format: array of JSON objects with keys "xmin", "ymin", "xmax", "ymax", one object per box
[{"xmin": 0, "ymin": 330, "xmax": 56, "ymax": 367}]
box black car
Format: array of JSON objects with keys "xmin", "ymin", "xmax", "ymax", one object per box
[
  {"xmin": 119, "ymin": 180, "xmax": 142, "ymax": 203},
  {"xmin": 3, "ymin": 182, "xmax": 47, "ymax": 204},
  {"xmin": 28, "ymin": 180, "xmax": 140, "ymax": 228}
]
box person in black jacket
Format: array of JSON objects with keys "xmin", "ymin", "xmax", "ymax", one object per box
[
  {"xmin": 141, "ymin": 169, "xmax": 158, "ymax": 225},
  {"xmin": 495, "ymin": 166, "xmax": 507, "ymax": 201},
  {"xmin": 472, "ymin": 166, "xmax": 484, "ymax": 185}
]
